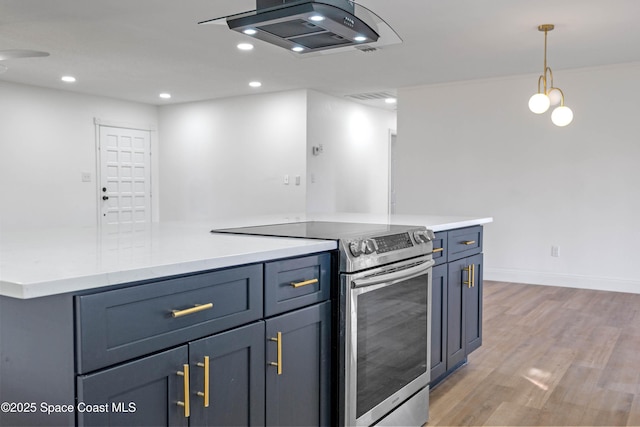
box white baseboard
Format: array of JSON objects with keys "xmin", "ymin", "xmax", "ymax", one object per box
[{"xmin": 484, "ymin": 268, "xmax": 640, "ymax": 295}]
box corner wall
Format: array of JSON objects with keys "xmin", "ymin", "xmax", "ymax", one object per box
[
  {"xmin": 306, "ymin": 90, "xmax": 397, "ymax": 214},
  {"xmin": 396, "ymin": 63, "xmax": 640, "ymax": 293}
]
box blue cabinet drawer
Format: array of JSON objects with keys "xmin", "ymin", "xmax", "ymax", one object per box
[
  {"xmin": 76, "ymin": 264, "xmax": 263, "ymax": 373},
  {"xmin": 264, "ymin": 253, "xmax": 331, "ymax": 317},
  {"xmin": 447, "ymin": 226, "xmax": 483, "ymax": 262},
  {"xmin": 432, "ymin": 231, "xmax": 448, "ymax": 265}
]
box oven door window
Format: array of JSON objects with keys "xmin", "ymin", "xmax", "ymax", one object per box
[{"xmin": 355, "ymin": 273, "xmax": 428, "ymax": 418}]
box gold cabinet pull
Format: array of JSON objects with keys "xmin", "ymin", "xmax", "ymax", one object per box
[
  {"xmin": 196, "ymin": 356, "xmax": 210, "ymax": 408},
  {"xmin": 176, "ymin": 364, "xmax": 190, "ymax": 418},
  {"xmin": 269, "ymin": 332, "xmax": 283, "ymax": 375},
  {"xmin": 171, "ymin": 303, "xmax": 213, "ymax": 318},
  {"xmin": 432, "ymin": 248, "xmax": 444, "ymax": 253},
  {"xmin": 471, "ymin": 264, "xmax": 475, "ymax": 287},
  {"xmin": 462, "ymin": 240, "xmax": 476, "ymax": 246},
  {"xmin": 291, "ymin": 278, "xmax": 318, "ymax": 288},
  {"xmin": 463, "ymin": 265, "xmax": 472, "ymax": 288}
]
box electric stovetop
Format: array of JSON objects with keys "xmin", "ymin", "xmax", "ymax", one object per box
[{"xmin": 211, "ymin": 221, "xmax": 417, "ymax": 240}]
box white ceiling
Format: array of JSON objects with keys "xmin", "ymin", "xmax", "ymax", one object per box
[{"xmin": 1, "ymin": 0, "xmax": 639, "ymax": 107}]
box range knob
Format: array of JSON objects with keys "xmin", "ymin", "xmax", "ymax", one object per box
[
  {"xmin": 363, "ymin": 239, "xmax": 377, "ymax": 254},
  {"xmin": 349, "ymin": 240, "xmax": 365, "ymax": 257},
  {"xmin": 413, "ymin": 230, "xmax": 434, "ymax": 244}
]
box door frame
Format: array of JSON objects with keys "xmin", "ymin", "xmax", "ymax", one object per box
[
  {"xmin": 387, "ymin": 129, "xmax": 397, "ymax": 215},
  {"xmin": 94, "ymin": 117, "xmax": 156, "ymax": 228}
]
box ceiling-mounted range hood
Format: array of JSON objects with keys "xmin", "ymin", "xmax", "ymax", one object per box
[{"xmin": 199, "ymin": 0, "xmax": 401, "ymax": 55}]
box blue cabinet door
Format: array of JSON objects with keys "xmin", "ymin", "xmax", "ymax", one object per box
[
  {"xmin": 189, "ymin": 321, "xmax": 266, "ymax": 426},
  {"xmin": 447, "ymin": 257, "xmax": 467, "ymax": 370},
  {"xmin": 465, "ymin": 254, "xmax": 483, "ymax": 354},
  {"xmin": 265, "ymin": 301, "xmax": 331, "ymax": 427},
  {"xmin": 430, "ymin": 263, "xmax": 448, "ymax": 383},
  {"xmin": 446, "ymin": 253, "xmax": 484, "ymax": 371},
  {"xmin": 77, "ymin": 346, "xmax": 189, "ymax": 427}
]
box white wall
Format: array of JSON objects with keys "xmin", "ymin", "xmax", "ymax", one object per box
[
  {"xmin": 158, "ymin": 90, "xmax": 308, "ymax": 221},
  {"xmin": 306, "ymin": 90, "xmax": 397, "ymax": 214},
  {"xmin": 0, "ymin": 81, "xmax": 158, "ymax": 229},
  {"xmin": 396, "ymin": 63, "xmax": 640, "ymax": 293},
  {"xmin": 0, "ymin": 83, "xmax": 396, "ymax": 229}
]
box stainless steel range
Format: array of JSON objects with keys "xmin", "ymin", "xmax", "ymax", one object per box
[{"xmin": 213, "ymin": 221, "xmax": 435, "ymax": 426}]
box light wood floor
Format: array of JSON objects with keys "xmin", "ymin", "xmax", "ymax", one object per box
[{"xmin": 427, "ymin": 281, "xmax": 640, "ymax": 426}]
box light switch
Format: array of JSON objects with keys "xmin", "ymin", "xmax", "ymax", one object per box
[
  {"xmin": 295, "ymin": 176, "xmax": 301, "ymax": 186},
  {"xmin": 284, "ymin": 175, "xmax": 290, "ymax": 185}
]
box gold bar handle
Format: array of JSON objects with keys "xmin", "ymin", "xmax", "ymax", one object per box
[
  {"xmin": 462, "ymin": 240, "xmax": 476, "ymax": 246},
  {"xmin": 463, "ymin": 265, "xmax": 472, "ymax": 288},
  {"xmin": 269, "ymin": 332, "xmax": 282, "ymax": 375},
  {"xmin": 176, "ymin": 364, "xmax": 190, "ymax": 418},
  {"xmin": 291, "ymin": 278, "xmax": 318, "ymax": 288},
  {"xmin": 471, "ymin": 264, "xmax": 475, "ymax": 287},
  {"xmin": 171, "ymin": 303, "xmax": 213, "ymax": 318},
  {"xmin": 432, "ymin": 248, "xmax": 444, "ymax": 253},
  {"xmin": 196, "ymin": 356, "xmax": 210, "ymax": 407}
]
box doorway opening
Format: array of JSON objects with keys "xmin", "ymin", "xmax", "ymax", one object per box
[{"xmin": 388, "ymin": 131, "xmax": 397, "ymax": 215}]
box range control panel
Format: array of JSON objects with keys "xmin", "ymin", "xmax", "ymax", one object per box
[
  {"xmin": 347, "ymin": 229, "xmax": 434, "ymax": 259},
  {"xmin": 374, "ymin": 232, "xmax": 413, "ymax": 254}
]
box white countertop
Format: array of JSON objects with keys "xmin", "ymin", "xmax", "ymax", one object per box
[
  {"xmin": 0, "ymin": 222, "xmax": 337, "ymax": 299},
  {"xmin": 1, "ymin": 213, "xmax": 492, "ymax": 299}
]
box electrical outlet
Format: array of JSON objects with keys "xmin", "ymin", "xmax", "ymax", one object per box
[
  {"xmin": 551, "ymin": 246, "xmax": 560, "ymax": 257},
  {"xmin": 81, "ymin": 172, "xmax": 91, "ymax": 182}
]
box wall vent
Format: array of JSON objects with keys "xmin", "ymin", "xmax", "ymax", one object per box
[
  {"xmin": 355, "ymin": 45, "xmax": 378, "ymax": 53},
  {"xmin": 345, "ymin": 91, "xmax": 395, "ymax": 101}
]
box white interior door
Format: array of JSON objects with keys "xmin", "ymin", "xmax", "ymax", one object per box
[{"xmin": 99, "ymin": 126, "xmax": 152, "ymax": 228}]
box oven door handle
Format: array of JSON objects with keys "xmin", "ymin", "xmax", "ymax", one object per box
[{"xmin": 352, "ymin": 259, "xmax": 435, "ymax": 289}]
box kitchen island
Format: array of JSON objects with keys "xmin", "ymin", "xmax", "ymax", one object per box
[
  {"xmin": 0, "ymin": 222, "xmax": 337, "ymax": 426},
  {"xmin": 0, "ymin": 214, "xmax": 491, "ymax": 426}
]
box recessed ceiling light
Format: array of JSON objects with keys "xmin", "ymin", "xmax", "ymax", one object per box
[
  {"xmin": 309, "ymin": 15, "xmax": 325, "ymax": 22},
  {"xmin": 237, "ymin": 43, "xmax": 254, "ymax": 51},
  {"xmin": 159, "ymin": 93, "xmax": 172, "ymax": 99},
  {"xmin": 249, "ymin": 81, "xmax": 262, "ymax": 88},
  {"xmin": 243, "ymin": 28, "xmax": 257, "ymax": 35},
  {"xmin": 61, "ymin": 76, "xmax": 76, "ymax": 83},
  {"xmin": 354, "ymin": 36, "xmax": 367, "ymax": 42},
  {"xmin": 385, "ymin": 98, "xmax": 397, "ymax": 104},
  {"xmin": 292, "ymin": 46, "xmax": 304, "ymax": 53}
]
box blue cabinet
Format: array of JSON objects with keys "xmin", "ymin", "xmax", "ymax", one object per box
[
  {"xmin": 77, "ymin": 346, "xmax": 189, "ymax": 427},
  {"xmin": 429, "ymin": 263, "xmax": 448, "ymax": 382},
  {"xmin": 75, "ymin": 252, "xmax": 332, "ymax": 427},
  {"xmin": 189, "ymin": 322, "xmax": 266, "ymax": 426},
  {"xmin": 265, "ymin": 301, "xmax": 331, "ymax": 426},
  {"xmin": 430, "ymin": 226, "xmax": 483, "ymax": 387}
]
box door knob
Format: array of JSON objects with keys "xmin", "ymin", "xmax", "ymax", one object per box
[{"xmin": 102, "ymin": 195, "xmax": 109, "ymax": 201}]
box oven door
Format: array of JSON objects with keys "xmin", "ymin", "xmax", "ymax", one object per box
[{"xmin": 344, "ymin": 256, "xmax": 434, "ymax": 427}]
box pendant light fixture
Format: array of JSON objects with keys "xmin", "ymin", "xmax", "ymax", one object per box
[{"xmin": 528, "ymin": 24, "xmax": 573, "ymax": 127}]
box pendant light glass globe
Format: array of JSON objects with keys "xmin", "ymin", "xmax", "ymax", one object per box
[
  {"xmin": 528, "ymin": 93, "xmax": 550, "ymax": 114},
  {"xmin": 551, "ymin": 106, "xmax": 573, "ymax": 127},
  {"xmin": 548, "ymin": 88, "xmax": 563, "ymax": 106}
]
